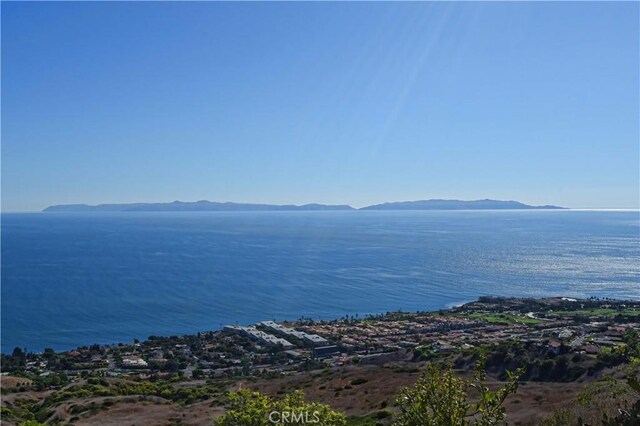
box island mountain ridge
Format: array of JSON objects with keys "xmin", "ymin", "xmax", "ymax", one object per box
[{"xmin": 43, "ymin": 199, "xmax": 565, "ymax": 212}]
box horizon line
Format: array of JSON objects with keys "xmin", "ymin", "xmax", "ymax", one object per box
[{"xmin": 3, "ymin": 198, "xmax": 640, "ymax": 213}]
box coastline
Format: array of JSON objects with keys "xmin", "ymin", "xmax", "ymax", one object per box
[{"xmin": 3, "ymin": 295, "xmax": 639, "ymax": 356}]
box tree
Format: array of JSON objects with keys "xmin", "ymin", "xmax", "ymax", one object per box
[
  {"xmin": 623, "ymin": 328, "xmax": 639, "ymax": 359},
  {"xmin": 393, "ymin": 358, "xmax": 523, "ymax": 426},
  {"xmin": 11, "ymin": 347, "xmax": 26, "ymax": 367},
  {"xmin": 215, "ymin": 389, "xmax": 346, "ymax": 426},
  {"xmin": 192, "ymin": 368, "xmax": 204, "ymax": 380}
]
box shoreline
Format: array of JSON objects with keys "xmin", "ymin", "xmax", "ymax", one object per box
[{"xmin": 3, "ymin": 295, "xmax": 639, "ymax": 356}]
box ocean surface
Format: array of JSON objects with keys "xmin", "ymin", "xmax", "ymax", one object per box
[{"xmin": 2, "ymin": 210, "xmax": 639, "ymax": 353}]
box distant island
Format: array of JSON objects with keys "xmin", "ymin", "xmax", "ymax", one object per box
[
  {"xmin": 360, "ymin": 199, "xmax": 565, "ymax": 210},
  {"xmin": 43, "ymin": 199, "xmax": 565, "ymax": 212},
  {"xmin": 42, "ymin": 201, "xmax": 355, "ymax": 212}
]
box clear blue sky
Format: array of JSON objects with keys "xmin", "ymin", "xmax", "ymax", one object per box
[{"xmin": 2, "ymin": 2, "xmax": 638, "ymax": 211}]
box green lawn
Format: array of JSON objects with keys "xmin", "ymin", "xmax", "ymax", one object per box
[{"xmin": 465, "ymin": 312, "xmax": 542, "ymax": 325}]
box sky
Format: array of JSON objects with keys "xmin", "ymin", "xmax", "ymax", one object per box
[{"xmin": 2, "ymin": 2, "xmax": 639, "ymax": 212}]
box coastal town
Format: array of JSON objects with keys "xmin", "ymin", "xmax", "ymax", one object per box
[{"xmin": 2, "ymin": 296, "xmax": 639, "ymax": 425}]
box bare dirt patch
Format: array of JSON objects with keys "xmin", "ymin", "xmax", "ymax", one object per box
[
  {"xmin": 72, "ymin": 397, "xmax": 224, "ymax": 426},
  {"xmin": 0, "ymin": 376, "xmax": 33, "ymax": 390}
]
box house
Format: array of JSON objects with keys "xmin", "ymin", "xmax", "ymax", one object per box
[
  {"xmin": 547, "ymin": 340, "xmax": 562, "ymax": 355},
  {"xmin": 583, "ymin": 344, "xmax": 599, "ymax": 354},
  {"xmin": 121, "ymin": 355, "xmax": 148, "ymax": 368},
  {"xmin": 312, "ymin": 345, "xmax": 339, "ymax": 359}
]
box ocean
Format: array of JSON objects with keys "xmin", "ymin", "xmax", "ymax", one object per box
[{"xmin": 1, "ymin": 210, "xmax": 639, "ymax": 353}]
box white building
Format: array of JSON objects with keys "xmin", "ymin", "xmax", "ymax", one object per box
[
  {"xmin": 223, "ymin": 325, "xmax": 294, "ymax": 349},
  {"xmin": 260, "ymin": 321, "xmax": 329, "ymax": 347}
]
